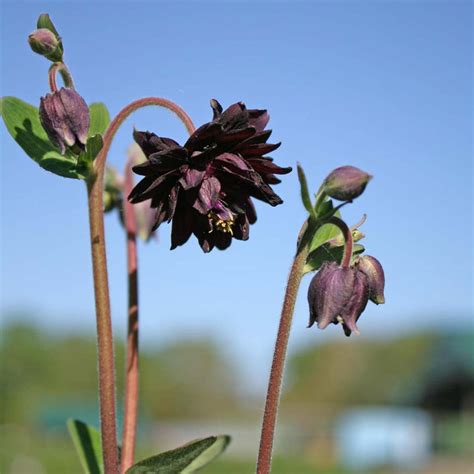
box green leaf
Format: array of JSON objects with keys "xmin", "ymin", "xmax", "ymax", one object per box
[
  {"xmin": 76, "ymin": 134, "xmax": 104, "ymax": 177},
  {"xmin": 1, "ymin": 96, "xmax": 80, "ymax": 179},
  {"xmin": 304, "ymin": 243, "xmax": 365, "ymax": 274},
  {"xmin": 127, "ymin": 435, "xmax": 231, "ymax": 474},
  {"xmin": 67, "ymin": 419, "xmax": 103, "ymax": 474},
  {"xmin": 88, "ymin": 103, "xmax": 110, "ymax": 137},
  {"xmin": 296, "ymin": 163, "xmax": 314, "ymax": 215}
]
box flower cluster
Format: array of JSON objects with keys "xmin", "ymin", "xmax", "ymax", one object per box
[{"xmin": 128, "ymin": 100, "xmax": 292, "ymax": 252}]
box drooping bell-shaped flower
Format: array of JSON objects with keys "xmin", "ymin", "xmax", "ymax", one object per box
[
  {"xmin": 128, "ymin": 99, "xmax": 292, "ymax": 252},
  {"xmin": 355, "ymin": 255, "xmax": 385, "ymax": 304},
  {"xmin": 39, "ymin": 87, "xmax": 89, "ymax": 154},
  {"xmin": 323, "ymin": 166, "xmax": 372, "ymax": 201},
  {"xmin": 307, "ymin": 261, "xmax": 369, "ymax": 336}
]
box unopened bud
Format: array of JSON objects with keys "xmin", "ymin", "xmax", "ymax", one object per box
[
  {"xmin": 39, "ymin": 87, "xmax": 89, "ymax": 155},
  {"xmin": 28, "ymin": 28, "xmax": 62, "ymax": 62},
  {"xmin": 324, "ymin": 166, "xmax": 372, "ymax": 201},
  {"xmin": 355, "ymin": 255, "xmax": 385, "ymax": 305}
]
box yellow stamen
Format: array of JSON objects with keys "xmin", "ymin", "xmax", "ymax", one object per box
[{"xmin": 208, "ymin": 210, "xmax": 234, "ymax": 235}]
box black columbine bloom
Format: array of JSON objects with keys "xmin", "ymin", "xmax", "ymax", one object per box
[
  {"xmin": 39, "ymin": 87, "xmax": 89, "ymax": 155},
  {"xmin": 307, "ymin": 254, "xmax": 386, "ymax": 337},
  {"xmin": 128, "ymin": 100, "xmax": 292, "ymax": 252}
]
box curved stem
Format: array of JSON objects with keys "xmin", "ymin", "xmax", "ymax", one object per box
[
  {"xmin": 48, "ymin": 62, "xmax": 75, "ymax": 91},
  {"xmin": 326, "ymin": 216, "xmax": 353, "ymax": 268},
  {"xmin": 87, "ymin": 98, "xmax": 195, "ymax": 474},
  {"xmin": 256, "ymin": 223, "xmax": 310, "ymax": 474},
  {"xmin": 121, "ymin": 161, "xmax": 139, "ymax": 473}
]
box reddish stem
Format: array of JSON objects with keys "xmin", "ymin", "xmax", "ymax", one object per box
[
  {"xmin": 87, "ymin": 98, "xmax": 195, "ymax": 474},
  {"xmin": 48, "ymin": 62, "xmax": 75, "ymax": 92},
  {"xmin": 327, "ymin": 216, "xmax": 353, "ymax": 268},
  {"xmin": 256, "ymin": 224, "xmax": 310, "ymax": 474},
  {"xmin": 120, "ymin": 161, "xmax": 140, "ymax": 473}
]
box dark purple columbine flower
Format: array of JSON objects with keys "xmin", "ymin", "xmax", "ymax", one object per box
[
  {"xmin": 307, "ymin": 261, "xmax": 369, "ymax": 337},
  {"xmin": 39, "ymin": 87, "xmax": 89, "ymax": 154},
  {"xmin": 355, "ymin": 255, "xmax": 385, "ymax": 305},
  {"xmin": 128, "ymin": 100, "xmax": 292, "ymax": 252}
]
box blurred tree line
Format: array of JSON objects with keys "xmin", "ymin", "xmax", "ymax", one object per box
[
  {"xmin": 0, "ymin": 321, "xmax": 241, "ymax": 427},
  {"xmin": 1, "ymin": 317, "xmax": 473, "ymax": 473}
]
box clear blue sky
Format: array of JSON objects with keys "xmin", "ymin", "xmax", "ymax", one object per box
[{"xmin": 1, "ymin": 1, "xmax": 472, "ymax": 390}]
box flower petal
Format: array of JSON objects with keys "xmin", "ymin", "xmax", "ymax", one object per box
[
  {"xmin": 248, "ymin": 109, "xmax": 270, "ymax": 132},
  {"xmin": 246, "ymin": 157, "xmax": 292, "ymax": 175},
  {"xmin": 236, "ymin": 142, "xmax": 281, "ymax": 157},
  {"xmin": 179, "ymin": 168, "xmax": 206, "ymax": 190},
  {"xmin": 193, "ymin": 176, "xmax": 221, "ymax": 214},
  {"xmin": 133, "ymin": 129, "xmax": 180, "ymax": 157}
]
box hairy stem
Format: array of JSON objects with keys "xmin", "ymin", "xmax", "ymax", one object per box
[
  {"xmin": 48, "ymin": 62, "xmax": 75, "ymax": 91},
  {"xmin": 86, "ymin": 180, "xmax": 120, "ymax": 474},
  {"xmin": 121, "ymin": 161, "xmax": 140, "ymax": 473},
  {"xmin": 87, "ymin": 98, "xmax": 195, "ymax": 474},
  {"xmin": 326, "ymin": 216, "xmax": 353, "ymax": 267},
  {"xmin": 256, "ymin": 224, "xmax": 310, "ymax": 474}
]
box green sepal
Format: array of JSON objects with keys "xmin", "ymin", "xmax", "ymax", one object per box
[
  {"xmin": 303, "ymin": 243, "xmax": 365, "ymax": 274},
  {"xmin": 67, "ymin": 419, "xmax": 103, "ymax": 474},
  {"xmin": 126, "ymin": 435, "xmax": 231, "ymax": 474},
  {"xmin": 88, "ymin": 103, "xmax": 110, "ymax": 137},
  {"xmin": 36, "ymin": 14, "xmax": 64, "ymax": 61},
  {"xmin": 76, "ymin": 134, "xmax": 104, "ymax": 178},
  {"xmin": 0, "ymin": 96, "xmax": 80, "ymax": 179},
  {"xmin": 296, "ymin": 163, "xmax": 315, "ymax": 216}
]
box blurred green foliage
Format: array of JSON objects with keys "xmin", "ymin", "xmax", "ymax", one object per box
[{"xmin": 1, "ymin": 319, "xmax": 473, "ymax": 473}]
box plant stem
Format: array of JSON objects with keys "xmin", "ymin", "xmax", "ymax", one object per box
[
  {"xmin": 326, "ymin": 216, "xmax": 353, "ymax": 268},
  {"xmin": 256, "ymin": 224, "xmax": 310, "ymax": 474},
  {"xmin": 121, "ymin": 161, "xmax": 140, "ymax": 473},
  {"xmin": 48, "ymin": 62, "xmax": 75, "ymax": 91},
  {"xmin": 87, "ymin": 98, "xmax": 194, "ymax": 474},
  {"xmin": 86, "ymin": 179, "xmax": 120, "ymax": 474}
]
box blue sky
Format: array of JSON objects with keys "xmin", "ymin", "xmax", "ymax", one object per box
[{"xmin": 1, "ymin": 1, "xmax": 472, "ymax": 390}]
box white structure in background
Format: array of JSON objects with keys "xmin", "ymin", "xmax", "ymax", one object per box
[{"xmin": 336, "ymin": 407, "xmax": 432, "ymax": 471}]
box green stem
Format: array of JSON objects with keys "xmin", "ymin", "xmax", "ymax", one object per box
[
  {"xmin": 87, "ymin": 98, "xmax": 195, "ymax": 474},
  {"xmin": 256, "ymin": 223, "xmax": 310, "ymax": 474}
]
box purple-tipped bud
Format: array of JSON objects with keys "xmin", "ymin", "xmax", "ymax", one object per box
[
  {"xmin": 355, "ymin": 255, "xmax": 385, "ymax": 305},
  {"xmin": 324, "ymin": 166, "xmax": 372, "ymax": 201},
  {"xmin": 308, "ymin": 261, "xmax": 369, "ymax": 336},
  {"xmin": 28, "ymin": 28, "xmax": 61, "ymax": 60},
  {"xmin": 39, "ymin": 87, "xmax": 89, "ymax": 155}
]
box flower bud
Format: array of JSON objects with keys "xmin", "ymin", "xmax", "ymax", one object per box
[
  {"xmin": 134, "ymin": 201, "xmax": 157, "ymax": 242},
  {"xmin": 307, "ymin": 261, "xmax": 369, "ymax": 336},
  {"xmin": 323, "ymin": 166, "xmax": 372, "ymax": 201},
  {"xmin": 104, "ymin": 167, "xmax": 123, "ymax": 213},
  {"xmin": 28, "ymin": 28, "xmax": 62, "ymax": 62},
  {"xmin": 39, "ymin": 87, "xmax": 90, "ymax": 155},
  {"xmin": 355, "ymin": 255, "xmax": 385, "ymax": 305}
]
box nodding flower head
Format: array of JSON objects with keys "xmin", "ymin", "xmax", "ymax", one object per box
[
  {"xmin": 355, "ymin": 255, "xmax": 385, "ymax": 305},
  {"xmin": 307, "ymin": 261, "xmax": 369, "ymax": 337},
  {"xmin": 128, "ymin": 99, "xmax": 292, "ymax": 252},
  {"xmin": 39, "ymin": 87, "xmax": 89, "ymax": 155}
]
